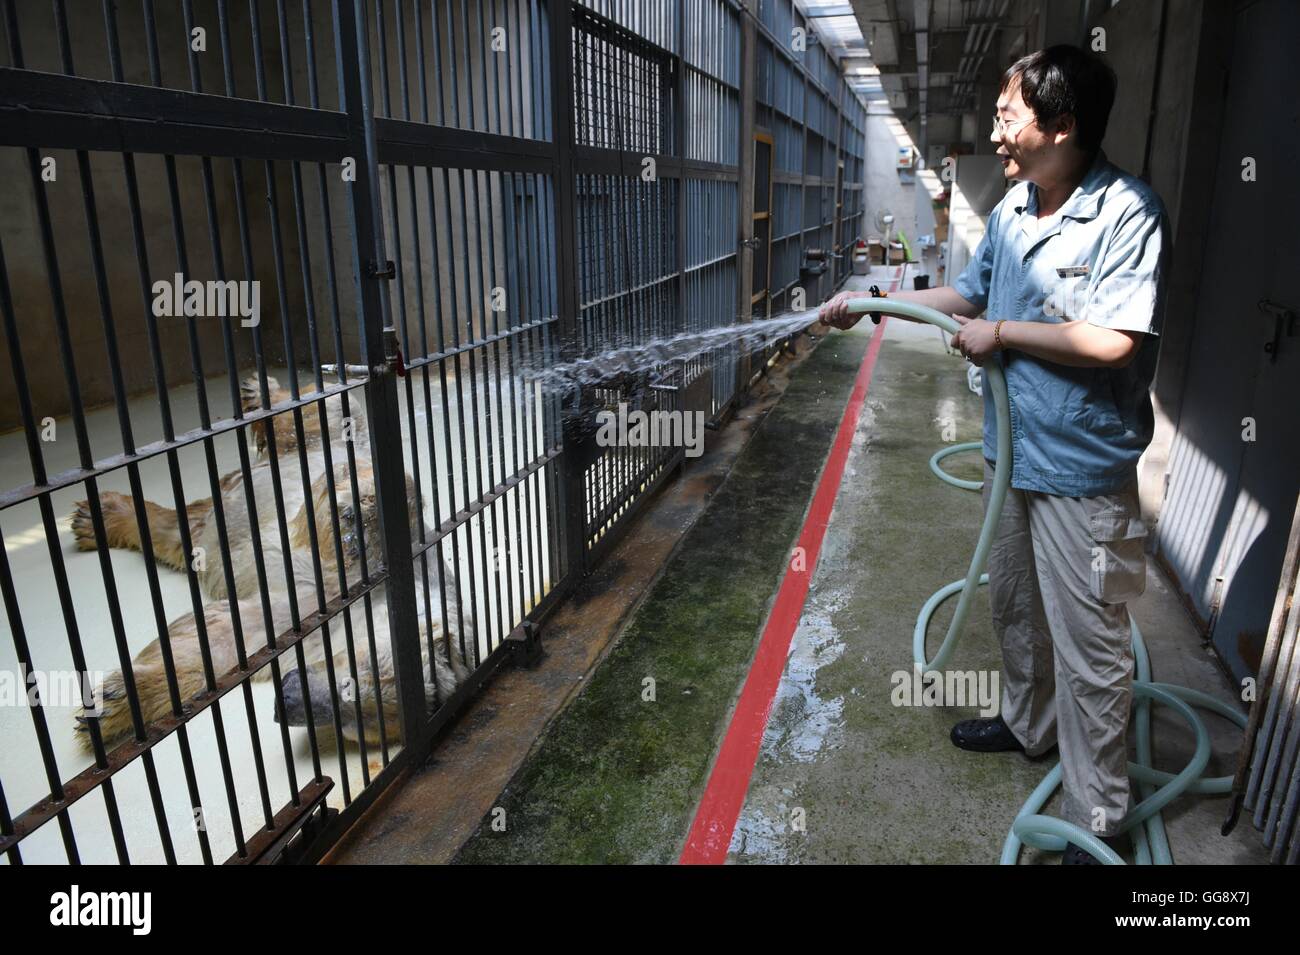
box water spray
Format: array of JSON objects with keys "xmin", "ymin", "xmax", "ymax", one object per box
[{"xmin": 523, "ymin": 309, "xmax": 825, "ymax": 391}]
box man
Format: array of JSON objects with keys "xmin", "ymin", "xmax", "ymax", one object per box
[{"xmin": 820, "ymin": 45, "xmax": 1169, "ymax": 864}]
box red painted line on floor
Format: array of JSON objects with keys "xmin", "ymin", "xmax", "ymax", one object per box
[{"xmin": 679, "ymin": 270, "xmax": 899, "ymax": 865}]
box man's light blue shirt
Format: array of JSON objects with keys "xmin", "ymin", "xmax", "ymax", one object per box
[{"xmin": 953, "ymin": 150, "xmax": 1170, "ymax": 497}]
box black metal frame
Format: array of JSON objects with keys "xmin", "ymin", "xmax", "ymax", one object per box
[{"xmin": 0, "ymin": 0, "xmax": 867, "ymax": 865}]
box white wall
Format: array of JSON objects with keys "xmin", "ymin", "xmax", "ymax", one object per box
[{"xmin": 864, "ymin": 105, "xmax": 920, "ymax": 253}]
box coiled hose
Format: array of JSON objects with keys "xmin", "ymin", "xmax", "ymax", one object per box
[{"xmin": 838, "ymin": 299, "xmax": 1244, "ymax": 864}]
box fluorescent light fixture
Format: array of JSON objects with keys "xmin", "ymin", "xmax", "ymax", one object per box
[
  {"xmin": 816, "ymin": 14, "xmax": 863, "ymax": 42},
  {"xmin": 796, "ymin": 0, "xmax": 867, "ymax": 62},
  {"xmin": 798, "ymin": 1, "xmax": 855, "ymax": 15}
]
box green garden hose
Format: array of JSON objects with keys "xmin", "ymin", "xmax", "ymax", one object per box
[
  {"xmin": 929, "ymin": 441, "xmax": 984, "ymax": 491},
  {"xmin": 837, "ymin": 298, "xmax": 1244, "ymax": 865}
]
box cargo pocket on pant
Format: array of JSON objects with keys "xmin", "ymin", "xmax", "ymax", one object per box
[{"xmin": 1083, "ymin": 492, "xmax": 1148, "ymax": 605}]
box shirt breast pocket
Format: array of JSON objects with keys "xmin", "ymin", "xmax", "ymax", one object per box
[{"xmin": 1043, "ymin": 270, "xmax": 1093, "ymax": 322}]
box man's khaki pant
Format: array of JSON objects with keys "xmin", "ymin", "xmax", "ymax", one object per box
[{"xmin": 981, "ymin": 460, "xmax": 1148, "ymax": 837}]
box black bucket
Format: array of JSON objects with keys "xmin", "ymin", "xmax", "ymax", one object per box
[{"xmin": 913, "ymin": 274, "xmax": 931, "ymax": 291}]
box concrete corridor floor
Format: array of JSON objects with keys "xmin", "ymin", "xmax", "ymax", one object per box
[{"xmin": 454, "ymin": 270, "xmax": 1268, "ymax": 865}]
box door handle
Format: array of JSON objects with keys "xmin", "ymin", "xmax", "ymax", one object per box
[{"xmin": 1259, "ymin": 299, "xmax": 1297, "ymax": 363}]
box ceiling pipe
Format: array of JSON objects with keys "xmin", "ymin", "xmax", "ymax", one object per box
[
  {"xmin": 950, "ymin": 0, "xmax": 986, "ymax": 111},
  {"xmin": 913, "ymin": 0, "xmax": 929, "ymax": 152}
]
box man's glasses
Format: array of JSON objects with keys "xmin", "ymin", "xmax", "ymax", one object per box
[{"xmin": 992, "ymin": 114, "xmax": 1034, "ymax": 136}]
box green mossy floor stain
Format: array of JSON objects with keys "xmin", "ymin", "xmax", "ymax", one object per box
[{"xmin": 454, "ymin": 328, "xmax": 873, "ymax": 864}]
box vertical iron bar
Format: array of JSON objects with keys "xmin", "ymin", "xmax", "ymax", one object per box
[
  {"xmin": 550, "ymin": 0, "xmax": 586, "ymax": 573},
  {"xmin": 736, "ymin": 0, "xmax": 755, "ymax": 393},
  {"xmin": 334, "ymin": 0, "xmax": 427, "ymax": 748}
]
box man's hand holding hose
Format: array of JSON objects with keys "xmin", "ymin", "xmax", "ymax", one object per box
[{"xmin": 818, "ymin": 285, "xmax": 980, "ymax": 334}]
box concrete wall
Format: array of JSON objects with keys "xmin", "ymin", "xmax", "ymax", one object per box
[
  {"xmin": 0, "ymin": 0, "xmax": 535, "ymax": 435},
  {"xmin": 945, "ymin": 154, "xmax": 1006, "ymax": 289},
  {"xmin": 864, "ymin": 103, "xmax": 922, "ymax": 255},
  {"xmin": 0, "ymin": 0, "xmax": 329, "ymax": 436},
  {"xmin": 1092, "ymin": 0, "xmax": 1163, "ymax": 178}
]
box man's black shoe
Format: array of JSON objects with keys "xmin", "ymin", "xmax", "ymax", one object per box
[
  {"xmin": 950, "ymin": 716, "xmax": 1025, "ymax": 753},
  {"xmin": 1062, "ymin": 842, "xmax": 1103, "ymax": 865},
  {"xmin": 1063, "ymin": 835, "xmax": 1127, "ymax": 865}
]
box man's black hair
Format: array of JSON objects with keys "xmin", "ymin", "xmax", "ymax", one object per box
[{"xmin": 1000, "ymin": 45, "xmax": 1117, "ymax": 155}]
